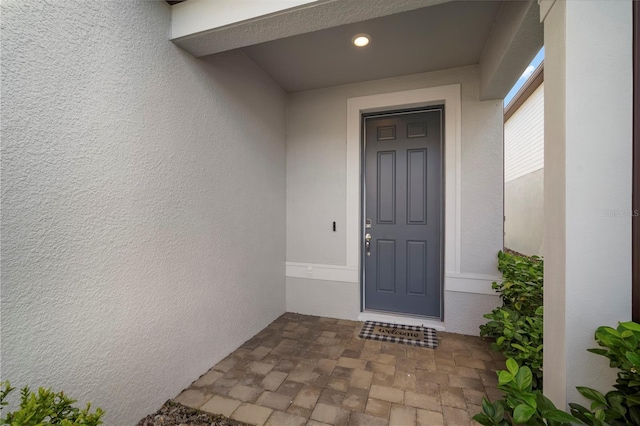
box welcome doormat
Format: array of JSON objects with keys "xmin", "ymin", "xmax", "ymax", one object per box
[{"xmin": 358, "ymin": 321, "xmax": 438, "ymax": 349}]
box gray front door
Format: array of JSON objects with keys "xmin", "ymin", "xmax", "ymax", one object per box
[{"xmin": 363, "ymin": 109, "xmax": 443, "ymax": 318}]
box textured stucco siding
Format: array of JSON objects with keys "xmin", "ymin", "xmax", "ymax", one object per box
[
  {"xmin": 444, "ymin": 291, "xmax": 500, "ymax": 336},
  {"xmin": 285, "ymin": 66, "xmax": 504, "ymax": 333},
  {"xmin": 286, "ymin": 278, "xmax": 360, "ymax": 320},
  {"xmin": 505, "ymin": 169, "xmax": 544, "ymax": 256},
  {"xmin": 285, "ymin": 276, "xmax": 500, "ymax": 335},
  {"xmin": 286, "ymin": 65, "xmax": 504, "ymax": 275},
  {"xmin": 1, "ymin": 1, "xmax": 286, "ymax": 424},
  {"xmin": 543, "ymin": 0, "xmax": 633, "ymax": 408}
]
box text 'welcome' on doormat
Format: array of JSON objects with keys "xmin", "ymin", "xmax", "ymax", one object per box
[{"xmin": 358, "ymin": 320, "xmax": 439, "ymax": 349}]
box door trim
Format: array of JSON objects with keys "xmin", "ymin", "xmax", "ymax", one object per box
[{"xmin": 346, "ymin": 85, "xmax": 462, "ymax": 319}]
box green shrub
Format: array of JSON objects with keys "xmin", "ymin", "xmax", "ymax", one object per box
[
  {"xmin": 472, "ymin": 358, "xmax": 580, "ymax": 426},
  {"xmin": 491, "ymin": 251, "xmax": 543, "ymax": 316},
  {"xmin": 569, "ymin": 322, "xmax": 640, "ymax": 425},
  {"xmin": 0, "ymin": 381, "xmax": 104, "ymax": 425},
  {"xmin": 480, "ymin": 251, "xmax": 544, "ymax": 389}
]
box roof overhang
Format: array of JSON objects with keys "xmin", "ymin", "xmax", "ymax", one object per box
[
  {"xmin": 171, "ymin": 0, "xmax": 452, "ymax": 58},
  {"xmin": 169, "ymin": 0, "xmax": 543, "ymax": 100},
  {"xmin": 479, "ymin": 0, "xmax": 543, "ymax": 100}
]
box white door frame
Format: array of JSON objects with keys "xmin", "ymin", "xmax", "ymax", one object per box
[{"xmin": 346, "ymin": 85, "xmax": 462, "ymax": 315}]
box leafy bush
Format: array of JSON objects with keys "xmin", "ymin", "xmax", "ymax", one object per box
[
  {"xmin": 473, "ymin": 358, "xmax": 580, "ymax": 426},
  {"xmin": 480, "ymin": 251, "xmax": 544, "ymax": 389},
  {"xmin": 569, "ymin": 322, "xmax": 640, "ymax": 425},
  {"xmin": 492, "ymin": 251, "xmax": 543, "ymax": 316},
  {"xmin": 0, "ymin": 381, "xmax": 104, "ymax": 425}
]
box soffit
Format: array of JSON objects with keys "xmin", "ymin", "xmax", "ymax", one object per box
[{"xmin": 241, "ymin": 1, "xmax": 503, "ymax": 93}]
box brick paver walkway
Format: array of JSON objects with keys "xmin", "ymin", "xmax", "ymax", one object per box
[{"xmin": 174, "ymin": 313, "xmax": 505, "ymax": 426}]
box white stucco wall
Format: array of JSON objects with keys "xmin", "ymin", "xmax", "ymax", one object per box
[
  {"xmin": 505, "ymin": 169, "xmax": 544, "ymax": 256},
  {"xmin": 542, "ymin": 0, "xmax": 633, "ymax": 408},
  {"xmin": 285, "ymin": 278, "xmax": 360, "ymax": 319},
  {"xmin": 286, "ymin": 66, "xmax": 503, "ymax": 334},
  {"xmin": 1, "ymin": 1, "xmax": 286, "ymax": 424}
]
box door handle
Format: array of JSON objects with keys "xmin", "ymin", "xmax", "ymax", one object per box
[{"xmin": 365, "ymin": 233, "xmax": 372, "ymax": 257}]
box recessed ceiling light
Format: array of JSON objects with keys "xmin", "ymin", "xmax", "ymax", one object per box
[{"xmin": 352, "ymin": 33, "xmax": 371, "ymax": 47}]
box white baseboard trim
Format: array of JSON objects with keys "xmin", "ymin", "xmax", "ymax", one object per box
[
  {"xmin": 286, "ymin": 262, "xmax": 359, "ymax": 283},
  {"xmin": 445, "ymin": 272, "xmax": 501, "ymax": 295},
  {"xmin": 286, "ymin": 262, "xmax": 501, "ymax": 296},
  {"xmin": 358, "ymin": 311, "xmax": 446, "ymax": 331}
]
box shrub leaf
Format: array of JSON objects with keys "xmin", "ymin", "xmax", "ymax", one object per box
[
  {"xmin": 512, "ymin": 404, "xmax": 536, "ymax": 423},
  {"xmin": 576, "ymin": 386, "xmax": 607, "ymax": 406}
]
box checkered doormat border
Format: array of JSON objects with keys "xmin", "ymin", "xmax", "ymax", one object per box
[{"xmin": 358, "ymin": 321, "xmax": 439, "ymax": 349}]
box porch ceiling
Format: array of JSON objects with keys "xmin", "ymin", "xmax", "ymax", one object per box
[{"xmin": 241, "ymin": 1, "xmax": 503, "ymax": 93}]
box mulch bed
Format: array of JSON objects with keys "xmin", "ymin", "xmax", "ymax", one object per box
[
  {"xmin": 503, "ymin": 247, "xmax": 541, "ymax": 261},
  {"xmin": 137, "ymin": 400, "xmax": 249, "ymax": 426}
]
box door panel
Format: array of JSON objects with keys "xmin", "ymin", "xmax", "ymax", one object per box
[
  {"xmin": 377, "ymin": 152, "xmax": 396, "ymax": 224},
  {"xmin": 364, "ymin": 109, "xmax": 442, "ymax": 318},
  {"xmin": 407, "ymin": 149, "xmax": 427, "ymax": 224},
  {"xmin": 376, "ymin": 240, "xmax": 396, "ymax": 293},
  {"xmin": 406, "ymin": 240, "xmax": 427, "ymax": 296}
]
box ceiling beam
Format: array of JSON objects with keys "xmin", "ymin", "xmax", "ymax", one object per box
[
  {"xmin": 171, "ymin": 0, "xmax": 453, "ymax": 58},
  {"xmin": 479, "ymin": 0, "xmax": 543, "ymax": 100}
]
